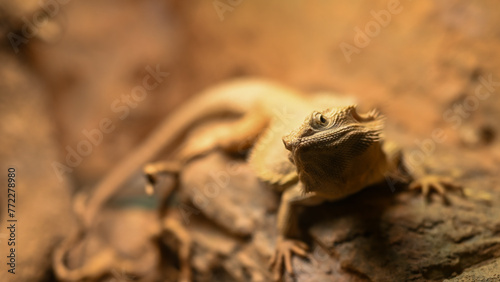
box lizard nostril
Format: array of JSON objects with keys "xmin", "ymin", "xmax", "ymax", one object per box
[{"xmin": 283, "ymin": 138, "xmax": 292, "ymax": 150}]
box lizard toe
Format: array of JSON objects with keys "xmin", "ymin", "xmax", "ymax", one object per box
[
  {"xmin": 409, "ymin": 175, "xmax": 462, "ymax": 200},
  {"xmin": 269, "ymin": 238, "xmax": 309, "ymax": 280}
]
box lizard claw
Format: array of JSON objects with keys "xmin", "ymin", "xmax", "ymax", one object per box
[
  {"xmin": 269, "ymin": 237, "xmax": 308, "ymax": 281},
  {"xmin": 409, "ymin": 175, "xmax": 462, "ymax": 198}
]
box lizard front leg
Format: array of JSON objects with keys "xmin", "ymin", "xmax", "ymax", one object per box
[
  {"xmin": 401, "ymin": 155, "xmax": 462, "ymax": 200},
  {"xmin": 384, "ymin": 141, "xmax": 462, "ymax": 200},
  {"xmin": 269, "ymin": 184, "xmax": 324, "ymax": 280},
  {"xmin": 409, "ymin": 174, "xmax": 462, "ymax": 199}
]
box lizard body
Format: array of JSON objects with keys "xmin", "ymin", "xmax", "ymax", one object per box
[
  {"xmin": 76, "ymin": 78, "xmax": 455, "ymax": 280},
  {"xmin": 82, "ymin": 79, "xmax": 306, "ymax": 226},
  {"xmin": 83, "ymin": 78, "xmax": 353, "ymax": 226}
]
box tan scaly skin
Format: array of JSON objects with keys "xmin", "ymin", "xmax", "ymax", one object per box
[{"xmin": 54, "ymin": 79, "xmax": 460, "ymax": 281}]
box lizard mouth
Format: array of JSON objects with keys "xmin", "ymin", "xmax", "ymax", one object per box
[
  {"xmin": 283, "ymin": 126, "xmax": 348, "ymax": 151},
  {"xmin": 283, "ymin": 136, "xmax": 299, "ymax": 151},
  {"xmin": 295, "ymin": 125, "xmax": 359, "ymax": 149}
]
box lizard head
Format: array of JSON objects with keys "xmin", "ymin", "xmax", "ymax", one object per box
[{"xmin": 282, "ymin": 105, "xmax": 386, "ymax": 195}]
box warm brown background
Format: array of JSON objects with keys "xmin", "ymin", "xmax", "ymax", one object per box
[{"xmin": 1, "ymin": 0, "xmax": 499, "ymax": 281}]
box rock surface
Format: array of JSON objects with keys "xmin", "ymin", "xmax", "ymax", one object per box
[{"xmin": 177, "ymin": 146, "xmax": 500, "ymax": 281}]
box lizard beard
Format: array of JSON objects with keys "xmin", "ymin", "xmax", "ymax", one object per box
[{"xmin": 289, "ymin": 128, "xmax": 387, "ymax": 198}]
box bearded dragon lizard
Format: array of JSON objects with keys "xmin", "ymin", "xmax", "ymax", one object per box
[{"xmin": 70, "ymin": 78, "xmax": 458, "ymax": 280}]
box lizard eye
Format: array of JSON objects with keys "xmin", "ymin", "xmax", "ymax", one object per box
[{"xmin": 311, "ymin": 112, "xmax": 329, "ymax": 129}]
